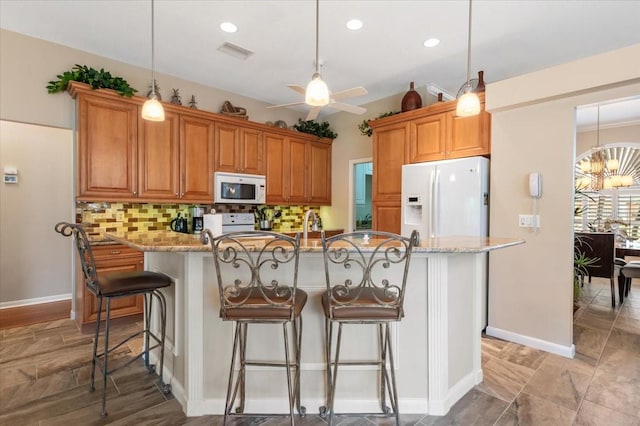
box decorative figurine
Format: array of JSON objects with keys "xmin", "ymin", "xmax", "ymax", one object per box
[
  {"xmin": 188, "ymin": 95, "xmax": 197, "ymax": 109},
  {"xmin": 146, "ymin": 82, "xmax": 161, "ymax": 100},
  {"xmin": 170, "ymin": 88, "xmax": 182, "ymax": 105}
]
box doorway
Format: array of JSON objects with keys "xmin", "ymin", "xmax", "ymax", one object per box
[{"xmin": 349, "ymin": 158, "xmax": 373, "ymax": 232}]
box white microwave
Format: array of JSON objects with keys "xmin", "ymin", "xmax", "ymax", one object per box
[{"xmin": 214, "ymin": 172, "xmax": 266, "ymax": 204}]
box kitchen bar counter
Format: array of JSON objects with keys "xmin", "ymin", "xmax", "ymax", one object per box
[{"xmin": 106, "ymin": 230, "xmax": 523, "ymax": 417}]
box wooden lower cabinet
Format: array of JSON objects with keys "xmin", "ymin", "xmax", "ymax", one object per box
[
  {"xmin": 76, "ymin": 244, "xmax": 144, "ymax": 326},
  {"xmin": 372, "ymin": 202, "xmax": 402, "ymax": 234}
]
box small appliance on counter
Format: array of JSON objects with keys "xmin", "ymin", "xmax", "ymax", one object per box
[
  {"xmin": 170, "ymin": 213, "xmax": 188, "ymax": 233},
  {"xmin": 203, "ymin": 213, "xmax": 223, "ymax": 236},
  {"xmin": 189, "ymin": 206, "xmax": 205, "ymax": 234}
]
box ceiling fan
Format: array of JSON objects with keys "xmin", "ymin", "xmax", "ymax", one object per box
[{"xmin": 267, "ymin": 0, "xmax": 368, "ymax": 121}]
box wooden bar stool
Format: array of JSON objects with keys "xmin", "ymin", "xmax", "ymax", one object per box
[
  {"xmin": 319, "ymin": 230, "xmax": 419, "ymax": 425},
  {"xmin": 55, "ymin": 222, "xmax": 173, "ymax": 417},
  {"xmin": 203, "ymin": 230, "xmax": 307, "ymax": 426}
]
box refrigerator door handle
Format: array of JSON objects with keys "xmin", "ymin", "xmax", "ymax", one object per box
[{"xmin": 431, "ymin": 168, "xmax": 439, "ymax": 238}]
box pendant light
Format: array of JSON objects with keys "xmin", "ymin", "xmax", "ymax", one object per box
[
  {"xmin": 141, "ymin": 0, "xmax": 165, "ymax": 122},
  {"xmin": 305, "ymin": 0, "xmax": 330, "ymax": 107},
  {"xmin": 456, "ymin": 0, "xmax": 481, "ymax": 117}
]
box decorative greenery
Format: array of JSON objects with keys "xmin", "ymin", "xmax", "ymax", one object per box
[
  {"xmin": 573, "ymin": 235, "xmax": 600, "ymax": 301},
  {"xmin": 293, "ymin": 118, "xmax": 338, "ymax": 139},
  {"xmin": 358, "ymin": 111, "xmax": 400, "ymax": 137},
  {"xmin": 46, "ymin": 64, "xmax": 137, "ymax": 97}
]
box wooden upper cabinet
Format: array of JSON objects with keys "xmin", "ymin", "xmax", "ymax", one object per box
[
  {"xmin": 372, "ymin": 122, "xmax": 408, "ymax": 203},
  {"xmin": 76, "ymin": 94, "xmax": 138, "ymax": 200},
  {"xmin": 446, "ymin": 109, "xmax": 491, "ymax": 159},
  {"xmin": 409, "ymin": 113, "xmax": 447, "ymax": 163},
  {"xmin": 287, "ymin": 137, "xmax": 308, "ymax": 204},
  {"xmin": 138, "ymin": 110, "xmax": 180, "ymax": 200},
  {"xmin": 264, "ymin": 134, "xmax": 332, "ymax": 205},
  {"xmin": 372, "ymin": 202, "xmax": 402, "ymax": 235},
  {"xmin": 238, "ymin": 128, "xmax": 264, "ymax": 175},
  {"xmin": 308, "ymin": 141, "xmax": 331, "ymax": 204},
  {"xmin": 180, "ymin": 114, "xmax": 215, "ymax": 201},
  {"xmin": 264, "ymin": 132, "xmax": 288, "ymax": 204},
  {"xmin": 215, "ymin": 124, "xmax": 264, "ymax": 175}
]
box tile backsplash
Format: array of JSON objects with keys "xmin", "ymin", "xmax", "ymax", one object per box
[{"xmin": 76, "ymin": 202, "xmax": 321, "ymax": 240}]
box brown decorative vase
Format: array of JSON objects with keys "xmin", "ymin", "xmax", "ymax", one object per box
[
  {"xmin": 476, "ymin": 70, "xmax": 485, "ymax": 92},
  {"xmin": 401, "ymin": 82, "xmax": 422, "ymax": 112}
]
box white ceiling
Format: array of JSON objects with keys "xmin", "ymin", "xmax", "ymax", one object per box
[{"xmin": 1, "ymin": 0, "xmax": 639, "ymax": 123}]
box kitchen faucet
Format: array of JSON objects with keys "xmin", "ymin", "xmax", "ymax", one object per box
[{"xmin": 303, "ymin": 209, "xmax": 317, "ymax": 240}]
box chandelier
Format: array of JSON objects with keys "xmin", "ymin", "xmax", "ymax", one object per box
[{"xmin": 576, "ymin": 105, "xmax": 633, "ymax": 191}]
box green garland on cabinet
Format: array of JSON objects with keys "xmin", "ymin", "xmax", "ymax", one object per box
[
  {"xmin": 293, "ymin": 118, "xmax": 338, "ymax": 139},
  {"xmin": 46, "ymin": 64, "xmax": 138, "ymax": 97}
]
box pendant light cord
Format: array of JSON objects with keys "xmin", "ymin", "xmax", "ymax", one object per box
[
  {"xmin": 151, "ymin": 0, "xmax": 156, "ymax": 95},
  {"xmin": 315, "ymin": 0, "xmax": 320, "ymax": 74},
  {"xmin": 596, "ymin": 105, "xmax": 600, "ymax": 147},
  {"xmin": 466, "ymin": 0, "xmax": 472, "ymax": 87}
]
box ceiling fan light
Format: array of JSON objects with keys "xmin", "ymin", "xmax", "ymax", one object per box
[
  {"xmin": 622, "ymin": 175, "xmax": 634, "ymax": 186},
  {"xmin": 142, "ymin": 94, "xmax": 165, "ymax": 121},
  {"xmin": 305, "ymin": 73, "xmax": 330, "ymax": 106},
  {"xmin": 606, "ymin": 158, "xmax": 619, "ymax": 171},
  {"xmin": 456, "ymin": 91, "xmax": 481, "ymax": 117},
  {"xmin": 580, "ymin": 161, "xmax": 591, "ymax": 173}
]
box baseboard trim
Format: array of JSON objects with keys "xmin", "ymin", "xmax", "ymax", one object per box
[
  {"xmin": 0, "ymin": 299, "xmax": 72, "ymax": 329},
  {"xmin": 485, "ymin": 326, "xmax": 576, "ymax": 358}
]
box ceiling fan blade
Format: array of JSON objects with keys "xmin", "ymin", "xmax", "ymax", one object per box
[
  {"xmin": 266, "ymin": 101, "xmax": 306, "ymax": 109},
  {"xmin": 331, "ymin": 86, "xmax": 368, "ymax": 101},
  {"xmin": 328, "ymin": 102, "xmax": 367, "ymax": 115},
  {"xmin": 306, "ymin": 106, "xmax": 322, "ymax": 121},
  {"xmin": 287, "ymin": 84, "xmax": 306, "ymax": 95}
]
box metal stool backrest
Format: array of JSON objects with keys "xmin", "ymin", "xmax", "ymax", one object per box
[
  {"xmin": 203, "ymin": 229, "xmax": 302, "ymax": 321},
  {"xmin": 55, "ymin": 222, "xmax": 98, "ymax": 295},
  {"xmin": 321, "ymin": 230, "xmax": 419, "ymax": 321}
]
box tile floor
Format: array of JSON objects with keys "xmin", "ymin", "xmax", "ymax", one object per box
[{"xmin": 0, "ymin": 278, "xmax": 638, "ymax": 425}]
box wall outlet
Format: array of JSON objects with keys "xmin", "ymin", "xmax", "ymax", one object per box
[
  {"xmin": 116, "ymin": 211, "xmax": 125, "ymax": 222},
  {"xmin": 519, "ymin": 214, "xmax": 540, "ymax": 228}
]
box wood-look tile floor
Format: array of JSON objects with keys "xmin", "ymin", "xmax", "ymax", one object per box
[{"xmin": 1, "ymin": 279, "xmax": 639, "ymax": 425}]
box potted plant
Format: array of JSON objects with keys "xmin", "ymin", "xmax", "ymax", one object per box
[{"xmin": 573, "ymin": 234, "xmax": 600, "ymax": 309}]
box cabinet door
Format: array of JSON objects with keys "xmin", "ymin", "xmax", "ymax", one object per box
[
  {"xmin": 239, "ymin": 128, "xmax": 264, "ymax": 175},
  {"xmin": 373, "ymin": 122, "xmax": 408, "ymax": 203},
  {"xmin": 181, "ymin": 115, "xmax": 215, "ymax": 201},
  {"xmin": 446, "ymin": 109, "xmax": 490, "ymax": 159},
  {"xmin": 214, "ymin": 123, "xmax": 240, "ymax": 173},
  {"xmin": 373, "ymin": 202, "xmax": 402, "ymax": 234},
  {"xmin": 409, "ymin": 113, "xmax": 447, "ymax": 163},
  {"xmin": 77, "ymin": 94, "xmax": 138, "ymax": 199},
  {"xmin": 308, "ymin": 141, "xmax": 331, "ymax": 205},
  {"xmin": 287, "ymin": 137, "xmax": 308, "ymax": 204},
  {"xmin": 264, "ymin": 133, "xmax": 288, "ymax": 204},
  {"xmin": 80, "ymin": 245, "xmax": 144, "ymax": 324},
  {"xmin": 138, "ymin": 110, "xmax": 180, "ymax": 200}
]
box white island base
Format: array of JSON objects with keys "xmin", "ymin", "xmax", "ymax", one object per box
[{"xmin": 106, "ymin": 231, "xmax": 522, "ymax": 417}]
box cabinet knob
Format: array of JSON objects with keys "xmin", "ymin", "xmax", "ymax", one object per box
[
  {"xmin": 175, "ymin": 192, "xmax": 179, "ymax": 196},
  {"xmin": 133, "ymin": 191, "xmax": 137, "ymax": 195},
  {"xmin": 181, "ymin": 192, "xmax": 184, "ymax": 197}
]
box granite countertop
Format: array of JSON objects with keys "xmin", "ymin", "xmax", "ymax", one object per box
[{"xmin": 105, "ymin": 230, "xmax": 524, "ymax": 254}]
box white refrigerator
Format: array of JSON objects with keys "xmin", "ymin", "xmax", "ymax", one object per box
[
  {"xmin": 401, "ymin": 156, "xmax": 489, "ymax": 238},
  {"xmin": 401, "ymin": 156, "xmax": 490, "ymax": 329}
]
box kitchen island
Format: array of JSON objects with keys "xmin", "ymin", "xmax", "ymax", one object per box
[{"xmin": 107, "ymin": 230, "xmax": 523, "ymax": 417}]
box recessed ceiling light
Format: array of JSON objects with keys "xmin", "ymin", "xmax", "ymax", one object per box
[
  {"xmin": 220, "ymin": 22, "xmax": 238, "ymax": 33},
  {"xmin": 423, "ymin": 38, "xmax": 440, "ymax": 48},
  {"xmin": 346, "ymin": 19, "xmax": 363, "ymax": 31}
]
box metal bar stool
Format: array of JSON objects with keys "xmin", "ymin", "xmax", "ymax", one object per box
[
  {"xmin": 203, "ymin": 230, "xmax": 307, "ymax": 426},
  {"xmin": 55, "ymin": 222, "xmax": 172, "ymax": 417},
  {"xmin": 319, "ymin": 230, "xmax": 419, "ymax": 426}
]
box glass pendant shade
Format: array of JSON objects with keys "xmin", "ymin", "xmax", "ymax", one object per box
[
  {"xmin": 305, "ymin": 73, "xmax": 330, "ymax": 106},
  {"xmin": 606, "ymin": 158, "xmax": 619, "ymax": 171},
  {"xmin": 141, "ymin": 93, "xmax": 165, "ymax": 121},
  {"xmin": 456, "ymin": 91, "xmax": 481, "ymax": 117},
  {"xmin": 622, "ymin": 175, "xmax": 634, "ymax": 186}
]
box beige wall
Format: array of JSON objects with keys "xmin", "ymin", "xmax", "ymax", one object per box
[
  {"xmin": 576, "ymin": 124, "xmax": 640, "ymax": 158},
  {"xmin": 0, "ymin": 29, "xmax": 302, "ymax": 129},
  {"xmin": 0, "ymin": 121, "xmax": 73, "ymax": 304},
  {"xmin": 486, "ymin": 43, "xmax": 640, "ymax": 352}
]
